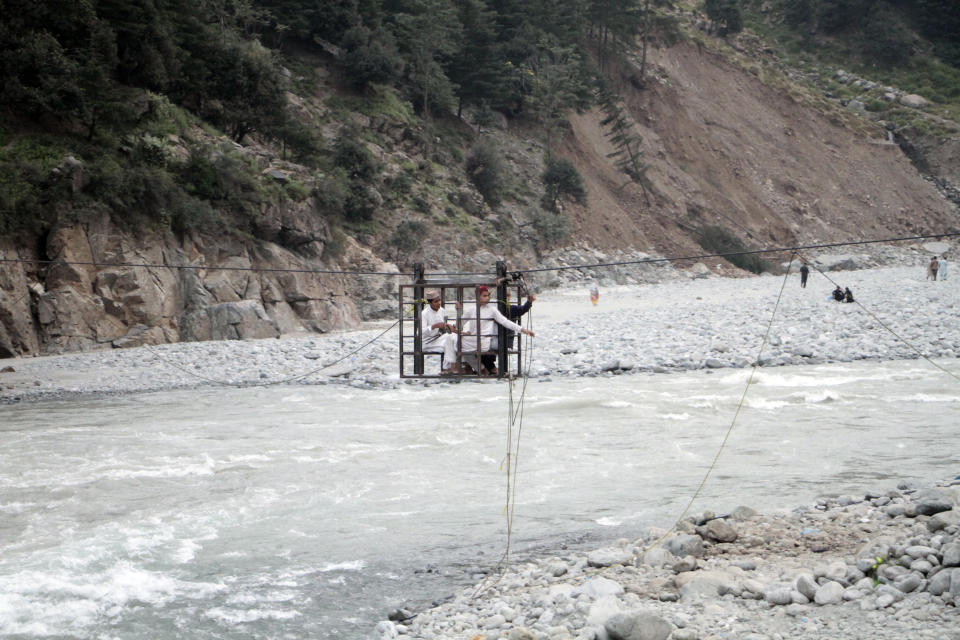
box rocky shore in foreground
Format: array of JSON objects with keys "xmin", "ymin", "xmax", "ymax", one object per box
[
  {"xmin": 378, "ymin": 478, "xmax": 960, "ymax": 640},
  {"xmin": 1, "ymin": 258, "xmax": 958, "ymax": 404}
]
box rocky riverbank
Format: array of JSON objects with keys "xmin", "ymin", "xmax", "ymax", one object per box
[
  {"xmin": 1, "ymin": 252, "xmax": 957, "ymax": 404},
  {"xmin": 377, "ymin": 478, "xmax": 960, "ymax": 640}
]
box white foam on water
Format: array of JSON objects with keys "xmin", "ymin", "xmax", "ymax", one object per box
[
  {"xmin": 205, "ymin": 607, "xmax": 300, "ymax": 624},
  {"xmin": 318, "ymin": 560, "xmax": 365, "ymax": 572},
  {"xmin": 600, "ymin": 400, "xmax": 633, "ymax": 408},
  {"xmin": 595, "ymin": 517, "xmax": 622, "ymax": 526},
  {"xmin": 895, "ymin": 393, "xmax": 960, "ymax": 403},
  {"xmin": 660, "ymin": 412, "xmax": 691, "ymax": 421},
  {"xmin": 0, "ymin": 562, "xmax": 223, "ymax": 636}
]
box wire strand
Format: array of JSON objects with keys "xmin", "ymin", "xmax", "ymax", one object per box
[{"xmin": 647, "ymin": 253, "xmax": 797, "ymax": 551}]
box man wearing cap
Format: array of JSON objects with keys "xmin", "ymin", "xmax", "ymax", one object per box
[
  {"xmin": 421, "ymin": 289, "xmax": 459, "ymax": 374},
  {"xmin": 460, "ymin": 285, "xmax": 535, "ymax": 374}
]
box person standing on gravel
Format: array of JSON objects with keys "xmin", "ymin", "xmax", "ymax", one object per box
[
  {"xmin": 928, "ymin": 256, "xmax": 939, "ymax": 281},
  {"xmin": 799, "ymin": 263, "xmax": 809, "ymax": 288},
  {"xmin": 938, "ymin": 257, "xmax": 948, "ymax": 280}
]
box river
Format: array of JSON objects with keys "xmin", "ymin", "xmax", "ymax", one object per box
[{"xmin": 1, "ymin": 358, "xmax": 957, "ymax": 638}]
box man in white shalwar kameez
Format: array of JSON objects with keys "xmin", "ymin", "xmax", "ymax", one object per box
[
  {"xmin": 459, "ymin": 286, "xmax": 535, "ymax": 374},
  {"xmin": 420, "ymin": 289, "xmax": 459, "ymax": 374}
]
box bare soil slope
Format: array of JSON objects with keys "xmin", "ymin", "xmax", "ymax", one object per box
[{"xmin": 560, "ymin": 43, "xmax": 959, "ymax": 256}]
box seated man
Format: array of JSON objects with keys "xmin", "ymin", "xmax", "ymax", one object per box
[
  {"xmin": 481, "ymin": 290, "xmax": 536, "ymax": 375},
  {"xmin": 420, "ymin": 289, "xmax": 459, "ymax": 374},
  {"xmin": 832, "ymin": 286, "xmax": 844, "ymax": 302},
  {"xmin": 843, "ymin": 287, "xmax": 855, "ymax": 303},
  {"xmin": 460, "ymin": 286, "xmax": 535, "ymax": 375}
]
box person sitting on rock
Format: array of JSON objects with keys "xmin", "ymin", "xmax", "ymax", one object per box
[
  {"xmin": 843, "ymin": 287, "xmax": 855, "ymax": 303},
  {"xmin": 420, "ymin": 289, "xmax": 459, "ymax": 374},
  {"xmin": 459, "ymin": 285, "xmax": 535, "ymax": 375},
  {"xmin": 832, "ymin": 286, "xmax": 844, "ymax": 302}
]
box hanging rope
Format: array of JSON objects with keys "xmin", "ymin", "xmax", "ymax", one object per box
[
  {"xmin": 645, "ymin": 253, "xmax": 798, "ymax": 551},
  {"xmin": 138, "ymin": 319, "xmax": 400, "ymax": 388},
  {"xmin": 472, "ymin": 308, "xmax": 535, "ymax": 598}
]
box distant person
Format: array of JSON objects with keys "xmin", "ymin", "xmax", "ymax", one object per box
[
  {"xmin": 843, "ymin": 287, "xmax": 854, "ymax": 303},
  {"xmin": 589, "ymin": 284, "xmax": 600, "ymax": 305},
  {"xmin": 939, "ymin": 257, "xmax": 948, "ymax": 281},
  {"xmin": 420, "ymin": 289, "xmax": 459, "ymax": 374},
  {"xmin": 832, "ymin": 286, "xmax": 844, "ymax": 302},
  {"xmin": 928, "ymin": 256, "xmax": 939, "ymax": 281},
  {"xmin": 799, "ymin": 263, "xmax": 809, "ymax": 288},
  {"xmin": 482, "ymin": 291, "xmax": 537, "ymax": 375}
]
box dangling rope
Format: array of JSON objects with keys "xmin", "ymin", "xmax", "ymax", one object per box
[
  {"xmin": 472, "ymin": 307, "xmax": 535, "ymax": 598},
  {"xmin": 138, "ymin": 319, "xmax": 401, "ymax": 388},
  {"xmin": 646, "ymin": 252, "xmax": 798, "ymax": 551}
]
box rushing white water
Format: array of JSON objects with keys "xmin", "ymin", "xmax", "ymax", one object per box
[{"xmin": 1, "ymin": 358, "xmax": 958, "ymax": 638}]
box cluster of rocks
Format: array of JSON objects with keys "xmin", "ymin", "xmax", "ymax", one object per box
[
  {"xmin": 831, "ymin": 69, "xmax": 930, "ymax": 112},
  {"xmin": 377, "ymin": 479, "xmax": 960, "ymax": 640}
]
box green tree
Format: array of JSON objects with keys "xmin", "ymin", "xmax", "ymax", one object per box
[
  {"xmin": 861, "ymin": 3, "xmax": 914, "ymax": 66},
  {"xmin": 541, "ymin": 154, "xmax": 586, "ymax": 211},
  {"xmin": 340, "ymin": 25, "xmax": 403, "ymax": 89},
  {"xmin": 704, "ymin": 0, "xmax": 742, "ymax": 36},
  {"xmin": 391, "ymin": 0, "xmax": 461, "ymax": 117},
  {"xmin": 465, "ymin": 138, "xmax": 509, "ymax": 207},
  {"xmin": 597, "ymin": 86, "xmax": 651, "ymax": 201},
  {"xmin": 449, "ymin": 0, "xmax": 504, "ymax": 118}
]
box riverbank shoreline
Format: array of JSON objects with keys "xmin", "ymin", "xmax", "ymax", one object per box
[
  {"xmin": 2, "ymin": 263, "xmax": 958, "ymax": 405},
  {"xmin": 384, "ymin": 477, "xmax": 960, "ymax": 640}
]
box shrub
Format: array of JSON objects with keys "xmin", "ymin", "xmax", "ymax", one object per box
[
  {"xmin": 333, "ymin": 128, "xmax": 378, "ymax": 180},
  {"xmin": 389, "ymin": 220, "xmax": 427, "ymax": 264},
  {"xmin": 529, "ymin": 207, "xmax": 570, "ymax": 248},
  {"xmin": 465, "ymin": 139, "xmax": 508, "ymax": 207},
  {"xmin": 541, "ymin": 156, "xmax": 586, "ymax": 211},
  {"xmin": 696, "ymin": 225, "xmax": 772, "ymax": 274}
]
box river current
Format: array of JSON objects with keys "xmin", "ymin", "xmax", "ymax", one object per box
[{"xmin": 1, "ymin": 358, "xmax": 958, "ymax": 638}]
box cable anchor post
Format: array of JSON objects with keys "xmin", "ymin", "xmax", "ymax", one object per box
[
  {"xmin": 496, "ymin": 261, "xmax": 508, "ymax": 379},
  {"xmin": 413, "ymin": 263, "xmax": 425, "ymax": 376}
]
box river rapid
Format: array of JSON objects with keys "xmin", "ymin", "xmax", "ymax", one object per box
[{"xmin": 1, "ymin": 358, "xmax": 958, "ymax": 638}]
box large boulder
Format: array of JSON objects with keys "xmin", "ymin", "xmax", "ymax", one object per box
[{"xmin": 605, "ymin": 612, "xmax": 674, "ymax": 640}]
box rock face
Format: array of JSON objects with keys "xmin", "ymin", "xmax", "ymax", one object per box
[{"xmin": 0, "ymin": 210, "xmax": 387, "ymax": 356}]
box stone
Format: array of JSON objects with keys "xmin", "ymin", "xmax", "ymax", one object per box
[
  {"xmin": 814, "ymin": 581, "xmax": 844, "ymax": 605},
  {"xmin": 893, "ymin": 572, "xmax": 923, "ymax": 593},
  {"xmin": 702, "ymin": 519, "xmax": 738, "ymax": 543},
  {"xmin": 899, "ymin": 94, "xmax": 929, "ymax": 108},
  {"xmin": 664, "ymin": 534, "xmax": 704, "ymax": 558},
  {"xmin": 730, "ymin": 506, "xmax": 758, "ymax": 521},
  {"xmin": 942, "ymin": 542, "xmax": 960, "ymax": 567},
  {"xmin": 764, "ymin": 586, "xmax": 794, "ymax": 605},
  {"xmin": 914, "ymin": 490, "xmax": 954, "ymax": 516},
  {"xmin": 641, "ymin": 547, "xmax": 673, "ymax": 568},
  {"xmin": 588, "ymin": 547, "xmax": 635, "ymax": 568},
  {"xmin": 578, "ymin": 577, "xmax": 624, "ymax": 599},
  {"xmin": 795, "ymin": 574, "xmax": 818, "ymax": 601},
  {"xmin": 604, "ymin": 612, "xmax": 674, "ymax": 640},
  {"xmin": 927, "ymin": 509, "xmax": 960, "ymax": 532}
]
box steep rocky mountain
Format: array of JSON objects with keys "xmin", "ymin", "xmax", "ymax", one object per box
[{"xmin": 1, "ymin": 10, "xmax": 958, "ymax": 358}]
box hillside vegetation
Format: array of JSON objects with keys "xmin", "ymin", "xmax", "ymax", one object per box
[{"xmin": 1, "ymin": 0, "xmax": 959, "ymax": 357}]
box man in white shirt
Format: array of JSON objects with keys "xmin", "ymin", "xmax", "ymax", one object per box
[
  {"xmin": 459, "ymin": 286, "xmax": 535, "ymax": 374},
  {"xmin": 421, "ymin": 289, "xmax": 459, "ymax": 374},
  {"xmin": 939, "ymin": 257, "xmax": 948, "ymax": 280}
]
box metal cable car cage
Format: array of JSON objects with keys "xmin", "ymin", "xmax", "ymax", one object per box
[{"xmin": 399, "ymin": 261, "xmax": 527, "ymax": 379}]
